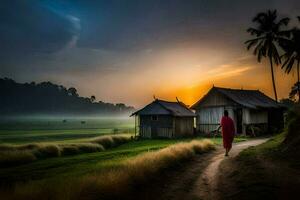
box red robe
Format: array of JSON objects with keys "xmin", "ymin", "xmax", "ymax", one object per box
[{"xmin": 220, "ymin": 116, "xmax": 235, "ymax": 149}]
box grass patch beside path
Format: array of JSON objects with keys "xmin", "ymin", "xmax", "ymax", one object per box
[
  {"xmin": 1, "ymin": 140, "xmax": 215, "ymax": 200},
  {"xmin": 0, "ymin": 135, "xmax": 246, "ymax": 168},
  {"xmin": 218, "ymin": 133, "xmax": 300, "ymax": 200},
  {"xmin": 0, "ymin": 137, "xmax": 222, "ymax": 185}
]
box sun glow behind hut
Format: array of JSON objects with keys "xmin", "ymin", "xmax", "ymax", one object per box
[{"xmin": 131, "ymin": 99, "xmax": 195, "ymax": 138}]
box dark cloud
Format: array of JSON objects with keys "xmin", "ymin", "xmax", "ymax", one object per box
[
  {"xmin": 72, "ymin": 0, "xmax": 299, "ymax": 50},
  {"xmin": 1, "ymin": 0, "xmax": 298, "ymax": 55},
  {"xmin": 0, "ymin": 0, "xmax": 80, "ymax": 56}
]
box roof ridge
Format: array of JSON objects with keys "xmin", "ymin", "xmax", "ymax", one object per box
[
  {"xmin": 191, "ymin": 86, "xmax": 281, "ymax": 109},
  {"xmin": 155, "ymin": 100, "xmax": 176, "ymax": 115},
  {"xmin": 214, "ymin": 86, "xmax": 259, "ymax": 92},
  {"xmin": 156, "ymin": 99, "xmax": 178, "ymax": 103},
  {"xmin": 156, "ymin": 99, "xmax": 195, "ymax": 116}
]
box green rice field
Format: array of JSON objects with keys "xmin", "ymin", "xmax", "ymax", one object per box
[{"xmin": 0, "ymin": 117, "xmax": 135, "ymax": 144}]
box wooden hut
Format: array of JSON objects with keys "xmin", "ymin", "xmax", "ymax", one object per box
[
  {"xmin": 191, "ymin": 87, "xmax": 285, "ymax": 135},
  {"xmin": 131, "ymin": 99, "xmax": 196, "ymax": 138}
]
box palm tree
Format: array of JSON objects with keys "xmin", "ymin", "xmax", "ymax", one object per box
[
  {"xmin": 245, "ymin": 10, "xmax": 290, "ymax": 101},
  {"xmin": 289, "ymin": 82, "xmax": 300, "ymax": 101},
  {"xmin": 90, "ymin": 95, "xmax": 96, "ymax": 103},
  {"xmin": 280, "ymin": 16, "xmax": 300, "ymax": 102}
]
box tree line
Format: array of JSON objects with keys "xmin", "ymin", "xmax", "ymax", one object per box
[
  {"xmin": 0, "ymin": 78, "xmax": 135, "ymax": 116},
  {"xmin": 246, "ymin": 10, "xmax": 300, "ymax": 102}
]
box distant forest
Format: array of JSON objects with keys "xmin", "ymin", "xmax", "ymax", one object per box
[{"xmin": 0, "ymin": 78, "xmax": 135, "ymax": 116}]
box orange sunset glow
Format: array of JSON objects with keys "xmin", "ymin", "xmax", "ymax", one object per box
[
  {"xmin": 1, "ymin": 0, "xmax": 298, "ymax": 108},
  {"xmin": 64, "ymin": 47, "xmax": 296, "ymax": 108}
]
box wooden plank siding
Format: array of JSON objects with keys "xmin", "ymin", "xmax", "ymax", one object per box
[
  {"xmin": 139, "ymin": 115, "xmax": 174, "ymax": 138},
  {"xmin": 138, "ymin": 115, "xmax": 194, "ymax": 138},
  {"xmin": 194, "ymin": 90, "xmax": 237, "ymax": 133},
  {"xmin": 196, "ymin": 107, "xmax": 235, "ymax": 133},
  {"xmin": 195, "ymin": 107, "xmax": 269, "ymax": 134},
  {"xmin": 243, "ymin": 109, "xmax": 268, "ymax": 124},
  {"xmin": 140, "ymin": 126, "xmax": 151, "ymax": 138},
  {"xmin": 174, "ymin": 117, "xmax": 194, "ymax": 137},
  {"xmin": 157, "ymin": 128, "xmax": 173, "ymax": 138}
]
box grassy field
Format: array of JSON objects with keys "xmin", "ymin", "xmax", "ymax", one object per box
[
  {"xmin": 0, "ymin": 117, "xmax": 247, "ymax": 185},
  {"xmin": 0, "ymin": 117, "xmax": 135, "ymax": 144},
  {"xmin": 0, "ymin": 117, "xmax": 248, "ymax": 199},
  {"xmin": 0, "ymin": 136, "xmax": 247, "ymax": 185}
]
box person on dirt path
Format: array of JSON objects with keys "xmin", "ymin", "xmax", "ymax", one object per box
[{"xmin": 219, "ymin": 110, "xmax": 235, "ymax": 156}]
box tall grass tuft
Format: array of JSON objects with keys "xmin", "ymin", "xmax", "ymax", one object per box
[
  {"xmin": 0, "ymin": 135, "xmax": 131, "ymax": 167},
  {"xmin": 90, "ymin": 135, "xmax": 130, "ymax": 148},
  {"xmin": 75, "ymin": 143, "xmax": 105, "ymax": 153},
  {"xmin": 33, "ymin": 145, "xmax": 61, "ymax": 158},
  {"xmin": 0, "ymin": 151, "xmax": 37, "ymax": 167}
]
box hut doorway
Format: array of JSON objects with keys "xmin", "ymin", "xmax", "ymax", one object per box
[{"xmin": 235, "ymin": 108, "xmax": 243, "ymax": 133}]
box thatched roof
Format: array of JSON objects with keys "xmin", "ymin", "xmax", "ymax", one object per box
[
  {"xmin": 131, "ymin": 99, "xmax": 196, "ymax": 117},
  {"xmin": 191, "ymin": 87, "xmax": 283, "ymax": 109}
]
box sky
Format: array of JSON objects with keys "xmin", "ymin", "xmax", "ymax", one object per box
[{"xmin": 0, "ymin": 0, "xmax": 299, "ymax": 108}]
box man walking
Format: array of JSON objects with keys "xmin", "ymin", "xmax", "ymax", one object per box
[{"xmin": 220, "ymin": 110, "xmax": 235, "ymax": 156}]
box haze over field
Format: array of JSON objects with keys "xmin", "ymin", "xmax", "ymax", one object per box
[{"xmin": 1, "ymin": 0, "xmax": 299, "ymax": 107}]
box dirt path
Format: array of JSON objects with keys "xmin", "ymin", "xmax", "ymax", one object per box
[
  {"xmin": 189, "ymin": 139, "xmax": 268, "ymax": 200},
  {"xmin": 146, "ymin": 139, "xmax": 268, "ymax": 200}
]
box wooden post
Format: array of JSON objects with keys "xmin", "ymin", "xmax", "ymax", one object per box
[
  {"xmin": 172, "ymin": 117, "xmax": 175, "ymax": 138},
  {"xmin": 134, "ymin": 115, "xmax": 137, "ymax": 138}
]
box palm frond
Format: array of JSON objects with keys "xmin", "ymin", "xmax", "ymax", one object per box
[
  {"xmin": 261, "ymin": 40, "xmax": 268, "ymax": 57},
  {"xmin": 245, "ymin": 37, "xmax": 265, "ymax": 50},
  {"xmin": 254, "ymin": 40, "xmax": 264, "ymax": 55},
  {"xmin": 258, "ymin": 48, "xmax": 264, "ymax": 62},
  {"xmin": 271, "ymin": 43, "xmax": 281, "ymax": 65},
  {"xmin": 277, "ymin": 30, "xmax": 292, "ymax": 38},
  {"xmin": 281, "ymin": 54, "xmax": 291, "ymax": 68},
  {"xmin": 247, "ymin": 28, "xmax": 263, "ymax": 36},
  {"xmin": 278, "ymin": 17, "xmax": 290, "ymax": 26},
  {"xmin": 246, "ymin": 40, "xmax": 258, "ymax": 50},
  {"xmin": 253, "ymin": 12, "xmax": 267, "ymax": 24},
  {"xmin": 286, "ymin": 57, "xmax": 295, "ymax": 73}
]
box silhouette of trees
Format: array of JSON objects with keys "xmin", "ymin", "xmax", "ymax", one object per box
[
  {"xmin": 280, "ymin": 16, "xmax": 300, "ymax": 102},
  {"xmin": 116, "ymin": 103, "xmax": 126, "ymax": 111},
  {"xmin": 67, "ymin": 87, "xmax": 78, "ymax": 97},
  {"xmin": 245, "ymin": 10, "xmax": 290, "ymax": 101},
  {"xmin": 0, "ymin": 78, "xmax": 134, "ymax": 115},
  {"xmin": 90, "ymin": 95, "xmax": 96, "ymax": 103}
]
